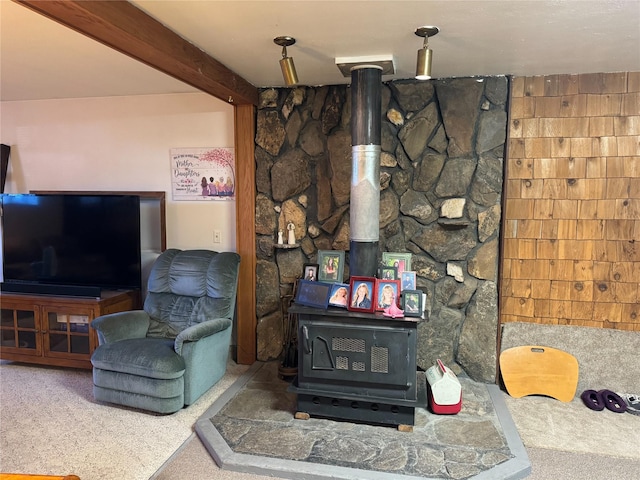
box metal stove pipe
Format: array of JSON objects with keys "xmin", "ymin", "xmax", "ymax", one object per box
[{"xmin": 349, "ymin": 65, "xmax": 382, "ymax": 277}]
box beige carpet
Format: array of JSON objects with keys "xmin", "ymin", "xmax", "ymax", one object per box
[
  {"xmin": 503, "ymin": 393, "xmax": 640, "ymax": 460},
  {"xmin": 2, "ymin": 358, "xmax": 639, "ymax": 480},
  {"xmin": 0, "ymin": 360, "xmax": 249, "ymax": 479}
]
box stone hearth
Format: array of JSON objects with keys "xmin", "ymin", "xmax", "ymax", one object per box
[{"xmin": 195, "ymin": 361, "xmax": 530, "ymax": 480}]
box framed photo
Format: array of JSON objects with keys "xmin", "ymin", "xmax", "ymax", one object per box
[
  {"xmin": 375, "ymin": 279, "xmax": 401, "ymax": 311},
  {"xmin": 401, "ymin": 271, "xmax": 417, "ymax": 291},
  {"xmin": 303, "ymin": 263, "xmax": 319, "ymax": 281},
  {"xmin": 402, "ymin": 289, "xmax": 423, "ymax": 317},
  {"xmin": 328, "ymin": 282, "xmax": 350, "ymax": 308},
  {"xmin": 317, "ymin": 250, "xmax": 345, "ymax": 283},
  {"xmin": 295, "ymin": 280, "xmax": 333, "ymax": 309},
  {"xmin": 382, "ymin": 252, "xmax": 412, "ymax": 277},
  {"xmin": 347, "ymin": 276, "xmax": 376, "ymax": 313},
  {"xmin": 379, "ymin": 265, "xmax": 398, "ymax": 280}
]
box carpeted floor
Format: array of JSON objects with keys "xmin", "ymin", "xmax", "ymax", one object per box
[
  {"xmin": 0, "ymin": 359, "xmax": 249, "ymax": 479},
  {"xmin": 2, "ymin": 358, "xmax": 639, "ymax": 480},
  {"xmin": 504, "ymin": 394, "xmax": 640, "ymax": 460}
]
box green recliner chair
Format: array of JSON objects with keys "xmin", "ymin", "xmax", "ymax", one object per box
[{"xmin": 91, "ymin": 248, "xmax": 240, "ymax": 414}]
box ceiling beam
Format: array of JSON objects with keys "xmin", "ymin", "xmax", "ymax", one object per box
[{"xmin": 15, "ymin": 0, "xmax": 259, "ymax": 106}]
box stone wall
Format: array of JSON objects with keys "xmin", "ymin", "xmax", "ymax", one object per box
[{"xmin": 254, "ymin": 77, "xmax": 508, "ymax": 382}]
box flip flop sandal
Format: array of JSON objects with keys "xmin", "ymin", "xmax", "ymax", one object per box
[
  {"xmin": 621, "ymin": 394, "xmax": 640, "ymax": 416},
  {"xmin": 581, "ymin": 389, "xmax": 605, "ymax": 411},
  {"xmin": 599, "ymin": 389, "xmax": 627, "ymax": 413}
]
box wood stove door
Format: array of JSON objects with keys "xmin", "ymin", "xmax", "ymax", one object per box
[{"xmin": 299, "ymin": 319, "xmax": 416, "ymax": 391}]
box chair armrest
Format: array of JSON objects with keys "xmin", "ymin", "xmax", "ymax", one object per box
[
  {"xmin": 91, "ymin": 310, "xmax": 150, "ymax": 344},
  {"xmin": 174, "ymin": 318, "xmax": 232, "ymax": 355}
]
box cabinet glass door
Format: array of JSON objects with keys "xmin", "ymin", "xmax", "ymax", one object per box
[
  {"xmin": 0, "ymin": 306, "xmax": 39, "ymax": 354},
  {"xmin": 45, "ymin": 310, "xmax": 91, "ymax": 357}
]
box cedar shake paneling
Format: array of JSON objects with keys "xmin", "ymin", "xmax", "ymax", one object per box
[{"xmin": 502, "ymin": 72, "xmax": 640, "ymax": 332}]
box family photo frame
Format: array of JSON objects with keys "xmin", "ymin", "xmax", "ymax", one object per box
[
  {"xmin": 295, "ymin": 280, "xmax": 333, "ymax": 309},
  {"xmin": 402, "ymin": 289, "xmax": 423, "ymax": 317},
  {"xmin": 328, "ymin": 282, "xmax": 350, "ymax": 308},
  {"xmin": 317, "ymin": 250, "xmax": 345, "ymax": 283},
  {"xmin": 347, "ymin": 276, "xmax": 376, "ymax": 313},
  {"xmin": 382, "ymin": 252, "xmax": 412, "ymax": 277},
  {"xmin": 303, "ymin": 263, "xmax": 319, "ymax": 281},
  {"xmin": 375, "ymin": 279, "xmax": 400, "ymax": 311},
  {"xmin": 401, "ymin": 271, "xmax": 417, "ymax": 291},
  {"xmin": 379, "ymin": 265, "xmax": 398, "ymax": 280}
]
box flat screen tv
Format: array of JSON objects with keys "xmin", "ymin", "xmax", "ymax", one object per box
[{"xmin": 0, "ymin": 193, "xmax": 142, "ymax": 297}]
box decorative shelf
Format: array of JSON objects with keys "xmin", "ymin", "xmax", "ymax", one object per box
[
  {"xmin": 274, "ymin": 243, "xmax": 300, "ymax": 249},
  {"xmin": 437, "ymin": 218, "xmax": 470, "ymax": 230}
]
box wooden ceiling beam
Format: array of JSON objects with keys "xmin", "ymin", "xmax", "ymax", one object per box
[{"xmin": 15, "ymin": 0, "xmax": 259, "ymax": 106}]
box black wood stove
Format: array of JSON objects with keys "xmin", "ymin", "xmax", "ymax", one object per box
[{"xmin": 288, "ymin": 304, "xmax": 424, "ymax": 427}]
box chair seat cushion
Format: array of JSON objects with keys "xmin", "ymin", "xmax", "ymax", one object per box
[{"xmin": 91, "ymin": 338, "xmax": 185, "ymax": 380}]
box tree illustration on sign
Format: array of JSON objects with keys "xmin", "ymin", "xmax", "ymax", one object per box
[{"xmin": 200, "ymin": 148, "xmax": 235, "ymax": 196}]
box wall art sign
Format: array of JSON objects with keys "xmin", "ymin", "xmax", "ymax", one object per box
[{"xmin": 170, "ymin": 147, "xmax": 236, "ymax": 201}]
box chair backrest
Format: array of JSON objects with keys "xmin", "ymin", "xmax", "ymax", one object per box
[{"xmin": 143, "ymin": 249, "xmax": 240, "ymax": 338}]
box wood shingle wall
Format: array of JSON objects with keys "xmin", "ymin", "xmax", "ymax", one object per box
[{"xmin": 502, "ymin": 72, "xmax": 640, "ymax": 331}]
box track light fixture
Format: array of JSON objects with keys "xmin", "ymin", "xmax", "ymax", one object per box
[
  {"xmin": 274, "ymin": 36, "xmax": 298, "ymax": 86},
  {"xmin": 415, "ymin": 26, "xmax": 439, "ymax": 80}
]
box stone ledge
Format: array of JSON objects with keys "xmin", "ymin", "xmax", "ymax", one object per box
[{"xmin": 437, "ymin": 218, "xmax": 471, "ymax": 229}]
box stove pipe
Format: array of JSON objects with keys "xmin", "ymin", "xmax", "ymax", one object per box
[{"xmin": 349, "ymin": 65, "xmax": 382, "ymax": 277}]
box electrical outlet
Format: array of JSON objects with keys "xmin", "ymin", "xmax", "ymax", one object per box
[{"xmin": 213, "ymin": 230, "xmax": 222, "ymax": 244}]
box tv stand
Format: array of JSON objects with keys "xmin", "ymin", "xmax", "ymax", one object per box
[
  {"xmin": 1, "ymin": 282, "xmax": 101, "ymax": 298},
  {"xmin": 0, "ymin": 289, "xmax": 140, "ymax": 369}
]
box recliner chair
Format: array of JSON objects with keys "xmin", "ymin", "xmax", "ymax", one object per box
[{"xmin": 90, "ymin": 248, "xmax": 240, "ymax": 413}]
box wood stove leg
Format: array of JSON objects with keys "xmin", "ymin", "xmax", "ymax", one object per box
[{"xmin": 398, "ymin": 424, "xmax": 414, "ymax": 433}]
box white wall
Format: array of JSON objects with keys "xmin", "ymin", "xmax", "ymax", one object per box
[{"xmin": 0, "ymin": 92, "xmax": 236, "ymax": 252}]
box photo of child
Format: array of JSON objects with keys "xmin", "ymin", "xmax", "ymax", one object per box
[
  {"xmin": 351, "ymin": 283, "xmax": 372, "ymax": 309},
  {"xmin": 377, "ymin": 284, "xmax": 397, "ymax": 309},
  {"xmin": 328, "ymin": 284, "xmax": 349, "ymax": 308}
]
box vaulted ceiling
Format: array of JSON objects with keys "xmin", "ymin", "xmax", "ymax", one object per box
[{"xmin": 2, "ymin": 0, "xmax": 640, "ymax": 102}]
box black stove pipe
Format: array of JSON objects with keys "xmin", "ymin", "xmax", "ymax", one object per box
[{"xmin": 349, "ymin": 65, "xmax": 382, "ymax": 277}]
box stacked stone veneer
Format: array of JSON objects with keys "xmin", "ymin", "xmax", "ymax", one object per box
[{"xmin": 255, "ymin": 77, "xmax": 508, "ymax": 382}]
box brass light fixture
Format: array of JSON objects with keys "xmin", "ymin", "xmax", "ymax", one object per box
[
  {"xmin": 274, "ymin": 36, "xmax": 298, "ymax": 86},
  {"xmin": 415, "ymin": 26, "xmax": 439, "ymax": 80}
]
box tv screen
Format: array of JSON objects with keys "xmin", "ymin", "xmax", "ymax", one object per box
[{"xmin": 1, "ymin": 193, "xmax": 141, "ymax": 295}]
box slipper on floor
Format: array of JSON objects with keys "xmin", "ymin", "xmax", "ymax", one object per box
[
  {"xmin": 599, "ymin": 389, "xmax": 627, "ymax": 413},
  {"xmin": 621, "ymin": 394, "xmax": 640, "ymax": 416},
  {"xmin": 581, "ymin": 389, "xmax": 605, "ymax": 411}
]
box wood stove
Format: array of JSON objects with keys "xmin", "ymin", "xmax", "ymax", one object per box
[{"xmin": 288, "ymin": 304, "xmax": 424, "ymax": 427}]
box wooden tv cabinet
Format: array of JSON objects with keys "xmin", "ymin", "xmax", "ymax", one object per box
[{"xmin": 0, "ymin": 290, "xmax": 140, "ymax": 369}]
